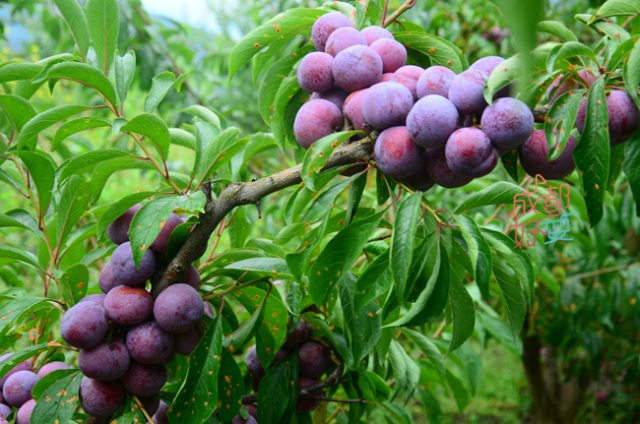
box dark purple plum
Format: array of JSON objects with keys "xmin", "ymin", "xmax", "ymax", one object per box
[
  {"xmin": 311, "ymin": 12, "xmax": 354, "ymax": 52},
  {"xmin": 576, "ymin": 90, "xmax": 640, "ymax": 145},
  {"xmin": 173, "ymin": 326, "xmax": 203, "ymax": 356},
  {"xmin": 519, "ymin": 130, "xmax": 577, "ymax": 180},
  {"xmin": 0, "ymin": 403, "xmax": 11, "ymax": 419},
  {"xmin": 150, "ymin": 213, "xmax": 182, "ymax": 252},
  {"xmin": 407, "ymin": 94, "xmax": 459, "ymax": 148},
  {"xmin": 310, "ymin": 85, "xmax": 349, "ymax": 111},
  {"xmin": 245, "ymin": 345, "xmax": 287, "ymax": 378},
  {"xmin": 79, "ymin": 294, "xmax": 106, "ymax": 308},
  {"xmin": 282, "ymin": 319, "xmax": 310, "ymax": 351},
  {"xmin": 293, "ymin": 99, "xmax": 343, "ymax": 149},
  {"xmin": 151, "ymin": 400, "xmax": 170, "ymax": 424},
  {"xmin": 139, "ymin": 396, "xmax": 160, "ymax": 416},
  {"xmin": 392, "ymin": 65, "xmax": 424, "ymax": 100},
  {"xmin": 204, "ymin": 301, "xmax": 214, "ymax": 319},
  {"xmin": 402, "ymin": 165, "xmax": 435, "ymax": 192},
  {"xmin": 60, "ymin": 301, "xmax": 109, "ymax": 349},
  {"xmin": 79, "ymin": 377, "xmax": 125, "ymax": 417},
  {"xmin": 425, "ymin": 148, "xmax": 473, "ymax": 189},
  {"xmin": 481, "ymin": 97, "xmax": 534, "ymax": 149},
  {"xmin": 2, "ymin": 371, "xmax": 39, "ymax": 407},
  {"xmin": 153, "ymin": 283, "xmax": 204, "ymax": 334},
  {"xmin": 78, "ymin": 339, "xmax": 130, "ymax": 381},
  {"xmin": 547, "ymin": 73, "xmax": 579, "ymax": 103},
  {"xmin": 445, "ymin": 128, "xmax": 498, "ymax": 178},
  {"xmin": 111, "ymin": 242, "xmax": 156, "ymax": 287},
  {"xmin": 245, "ymin": 404, "xmax": 258, "ymax": 420},
  {"xmin": 295, "ymin": 377, "xmax": 322, "ymax": 412},
  {"xmin": 182, "ymin": 264, "xmax": 201, "ymax": 289},
  {"xmin": 325, "ymin": 27, "xmax": 367, "ymax": 57},
  {"xmin": 297, "ymin": 52, "xmax": 334, "ymax": 94},
  {"xmin": 361, "ymin": 25, "xmax": 393, "ymax": 45},
  {"xmin": 374, "ymin": 126, "xmax": 425, "ymax": 179},
  {"xmin": 362, "ymin": 82, "xmax": 413, "ymax": 130},
  {"xmin": 0, "ymin": 354, "xmax": 32, "ymax": 390},
  {"xmin": 448, "ymin": 69, "xmax": 488, "ymax": 116},
  {"xmin": 16, "ymin": 399, "xmax": 35, "ymax": 424},
  {"xmin": 298, "ymin": 341, "xmax": 331, "ymax": 379},
  {"xmin": 332, "ymin": 45, "xmax": 383, "ymax": 92},
  {"xmin": 232, "ymin": 414, "xmax": 258, "ymax": 424},
  {"xmin": 370, "ymin": 39, "xmax": 407, "ymax": 73},
  {"xmin": 343, "ymin": 89, "xmax": 371, "ymax": 133},
  {"xmin": 127, "ymin": 321, "xmax": 175, "ymax": 364},
  {"xmin": 416, "ymin": 66, "xmax": 456, "ymax": 99},
  {"xmin": 104, "ymin": 286, "xmax": 153, "ymax": 326},
  {"xmin": 121, "ymin": 361, "xmax": 167, "ymax": 397},
  {"xmin": 106, "ymin": 204, "xmax": 142, "ymax": 245},
  {"xmin": 36, "ymin": 361, "xmax": 70, "ymax": 378},
  {"xmin": 98, "ymin": 262, "xmax": 119, "ymax": 294},
  {"xmin": 469, "ymin": 55, "xmax": 505, "ymax": 76}
]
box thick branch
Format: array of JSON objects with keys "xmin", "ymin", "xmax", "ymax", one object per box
[{"xmin": 151, "ymin": 139, "xmax": 374, "ymax": 297}]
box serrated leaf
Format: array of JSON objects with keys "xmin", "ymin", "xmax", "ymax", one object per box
[
  {"xmin": 545, "ymin": 89, "xmax": 585, "ymax": 160},
  {"xmin": 536, "ymin": 20, "xmax": 578, "ymax": 42},
  {"xmin": 574, "ymin": 78, "xmax": 609, "ymax": 226},
  {"xmin": 392, "ymin": 32, "xmax": 466, "ymax": 73},
  {"xmin": 56, "ymin": 175, "xmax": 92, "ymax": 250},
  {"xmin": 0, "ymin": 213, "xmax": 31, "ymax": 231},
  {"xmin": 169, "ymin": 315, "xmax": 224, "ymax": 424},
  {"xmin": 446, "ymin": 370, "xmax": 469, "ymax": 412},
  {"xmin": 492, "ymin": 259, "xmax": 526, "ymax": 346},
  {"xmin": 354, "ymin": 248, "xmax": 391, "ymax": 315},
  {"xmin": 120, "ymin": 113, "xmax": 171, "ymax": 161},
  {"xmin": 402, "ymin": 329, "xmax": 445, "ymax": 384},
  {"xmin": 455, "ymin": 181, "xmax": 526, "ymax": 213},
  {"xmin": 144, "ymin": 71, "xmax": 188, "ymax": 113},
  {"xmin": 590, "ymin": 0, "xmax": 640, "ymax": 23},
  {"xmin": 54, "ymin": 0, "xmax": 91, "ymax": 61},
  {"xmin": 0, "ymin": 94, "xmax": 37, "ymax": 131},
  {"xmin": 251, "ymin": 26, "xmax": 308, "ymax": 85},
  {"xmin": 52, "ymin": 117, "xmax": 111, "ymax": 151},
  {"xmin": 46, "ymin": 61, "xmax": 118, "ymax": 110},
  {"xmin": 18, "ymin": 151, "xmax": 55, "ymax": 218},
  {"xmin": 392, "ymin": 192, "xmax": 422, "ymax": 303},
  {"xmin": 85, "ymin": 0, "xmax": 119, "ymax": 76},
  {"xmin": 17, "ymin": 104, "xmax": 93, "ymax": 150},
  {"xmin": 129, "ymin": 195, "xmax": 175, "ymax": 267},
  {"xmin": 576, "ymin": 14, "xmax": 630, "ymax": 42},
  {"xmin": 115, "ymin": 50, "xmax": 136, "ymax": 112}
]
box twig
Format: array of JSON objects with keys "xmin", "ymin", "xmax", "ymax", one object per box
[
  {"xmin": 202, "ymin": 276, "xmax": 271, "ymax": 301},
  {"xmin": 383, "ymin": 0, "xmax": 418, "ymax": 27},
  {"xmin": 567, "ymin": 262, "xmax": 640, "ymax": 281},
  {"xmin": 310, "ymin": 396, "xmax": 369, "ymax": 404},
  {"xmin": 133, "ymin": 395, "xmax": 155, "ymax": 424},
  {"xmin": 324, "ymin": 406, "xmax": 344, "ymax": 424},
  {"xmin": 432, "ymin": 319, "xmax": 447, "ymax": 338}
]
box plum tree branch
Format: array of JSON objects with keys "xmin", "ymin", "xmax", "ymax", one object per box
[{"xmin": 383, "ymin": 0, "xmax": 418, "ymax": 28}]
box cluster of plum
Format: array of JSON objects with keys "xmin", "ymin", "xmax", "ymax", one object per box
[
  {"xmin": 294, "ymin": 12, "xmax": 640, "ymax": 188},
  {"xmin": 244, "ymin": 319, "xmax": 331, "ymax": 418},
  {"xmin": 0, "ymin": 353, "xmax": 70, "ymax": 423},
  {"xmin": 57, "ymin": 204, "xmax": 209, "ymax": 422}
]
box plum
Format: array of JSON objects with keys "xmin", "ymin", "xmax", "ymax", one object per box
[
  {"xmin": 416, "ymin": 66, "xmax": 456, "ymax": 99},
  {"xmin": 296, "ymin": 377, "xmax": 323, "ymax": 413},
  {"xmin": 16, "ymin": 399, "xmax": 35, "ymax": 424},
  {"xmin": 448, "ymin": 69, "xmax": 487, "ymax": 116},
  {"xmin": 293, "ymin": 99, "xmax": 343, "ymax": 149},
  {"xmin": 106, "ymin": 204, "xmax": 142, "ymax": 245},
  {"xmin": 402, "ymin": 164, "xmax": 435, "ymax": 192},
  {"xmin": 78, "ymin": 339, "xmax": 131, "ymax": 381},
  {"xmin": 127, "ymin": 321, "xmax": 175, "ymax": 364},
  {"xmin": 576, "ymin": 90, "xmax": 640, "ymax": 145},
  {"xmin": 406, "ymin": 94, "xmax": 459, "ymax": 149},
  {"xmin": 374, "ymin": 126, "xmax": 425, "ymax": 179},
  {"xmin": 481, "ymin": 97, "xmax": 534, "ymax": 149},
  {"xmin": 362, "ymin": 82, "xmax": 413, "ymax": 130},
  {"xmin": 232, "ymin": 414, "xmax": 258, "ymax": 424},
  {"xmin": 37, "ymin": 361, "xmax": 70, "ymax": 378},
  {"xmin": 60, "ymin": 301, "xmax": 109, "ymax": 349},
  {"xmin": 0, "ymin": 354, "xmax": 32, "ymax": 390},
  {"xmin": 370, "ymin": 39, "xmax": 407, "ymax": 73},
  {"xmin": 445, "ymin": 128, "xmax": 498, "ymax": 178},
  {"xmin": 2, "ymin": 371, "xmax": 39, "ymax": 407},
  {"xmin": 282, "ymin": 319, "xmax": 310, "ymax": 351},
  {"xmin": 153, "ymin": 283, "xmax": 204, "ymax": 334},
  {"xmin": 0, "ymin": 403, "xmax": 11, "ymax": 419},
  {"xmin": 361, "ymin": 25, "xmax": 394, "ymax": 45},
  {"xmin": 519, "ymin": 130, "xmax": 577, "ymax": 180},
  {"xmin": 391, "ymin": 65, "xmax": 424, "ymax": 100},
  {"xmin": 149, "ymin": 213, "xmax": 183, "ymax": 253},
  {"xmin": 425, "ymin": 148, "xmax": 473, "ymax": 189},
  {"xmin": 110, "ymin": 242, "xmax": 156, "ymax": 287},
  {"xmin": 79, "ymin": 293, "xmax": 106, "ymax": 308},
  {"xmin": 79, "ymin": 377, "xmax": 125, "ymax": 417},
  {"xmin": 245, "ymin": 345, "xmax": 287, "ymax": 378},
  {"xmin": 98, "ymin": 262, "xmax": 119, "ymax": 294},
  {"xmin": 297, "ymin": 52, "xmax": 334, "ymax": 94},
  {"xmin": 311, "ymin": 12, "xmax": 354, "ymax": 52},
  {"xmin": 469, "ymin": 55, "xmax": 505, "ymax": 76},
  {"xmin": 104, "ymin": 285, "xmax": 153, "ymax": 326},
  {"xmin": 332, "ymin": 45, "xmax": 383, "ymax": 92},
  {"xmin": 343, "ymin": 89, "xmax": 371, "ymax": 133},
  {"xmin": 173, "ymin": 326, "xmax": 203, "ymax": 356},
  {"xmin": 325, "ymin": 27, "xmax": 367, "ymax": 57},
  {"xmin": 310, "ymin": 85, "xmax": 349, "ymax": 111},
  {"xmin": 298, "ymin": 341, "xmax": 331, "ymax": 379},
  {"xmin": 121, "ymin": 361, "xmax": 167, "ymax": 397}
]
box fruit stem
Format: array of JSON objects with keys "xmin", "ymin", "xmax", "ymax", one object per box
[
  {"xmin": 383, "ymin": 0, "xmax": 419, "ymax": 28},
  {"xmin": 202, "ymin": 276, "xmax": 271, "ymax": 301},
  {"xmin": 133, "ymin": 395, "xmax": 155, "ymax": 423}
]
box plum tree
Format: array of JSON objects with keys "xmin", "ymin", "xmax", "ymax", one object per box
[
  {"xmin": 153, "ymin": 283, "xmax": 204, "ymax": 333},
  {"xmin": 121, "ymin": 361, "xmax": 167, "ymax": 397},
  {"xmin": 519, "ymin": 130, "xmax": 577, "ymax": 180},
  {"xmin": 245, "ymin": 345, "xmax": 287, "ymax": 378},
  {"xmin": 332, "ymin": 45, "xmax": 383, "ymax": 92},
  {"xmin": 325, "ymin": 27, "xmax": 367, "ymax": 57},
  {"xmin": 149, "ymin": 213, "xmax": 183, "ymax": 252},
  {"xmin": 445, "ymin": 128, "xmax": 498, "ymax": 178},
  {"xmin": 297, "ymin": 52, "xmax": 334, "ymax": 94},
  {"xmin": 2, "ymin": 371, "xmax": 39, "ymax": 407},
  {"xmin": 126, "ymin": 321, "xmax": 175, "ymax": 364},
  {"xmin": 577, "ymin": 90, "xmax": 640, "ymax": 145},
  {"xmin": 60, "ymin": 301, "xmax": 109, "ymax": 349},
  {"xmin": 282, "ymin": 319, "xmax": 310, "ymax": 351},
  {"xmin": 425, "ymin": 148, "xmax": 473, "ymax": 189},
  {"xmin": 311, "ymin": 12, "xmax": 354, "ymax": 52},
  {"xmin": 481, "ymin": 97, "xmax": 534, "ymax": 149},
  {"xmin": 98, "ymin": 262, "xmax": 119, "ymax": 294},
  {"xmin": 370, "ymin": 39, "xmax": 407, "ymax": 73},
  {"xmin": 391, "ymin": 65, "xmax": 424, "ymax": 100},
  {"xmin": 36, "ymin": 361, "xmax": 70, "ymax": 378},
  {"xmin": 79, "ymin": 377, "xmax": 126, "ymax": 417},
  {"xmin": 310, "ymin": 85, "xmax": 349, "ymax": 111},
  {"xmin": 416, "ymin": 66, "xmax": 457, "ymax": 99},
  {"xmin": 293, "ymin": 99, "xmax": 343, "ymax": 149},
  {"xmin": 110, "ymin": 242, "xmax": 156, "ymax": 287},
  {"xmin": 406, "ymin": 94, "xmax": 459, "ymax": 148},
  {"xmin": 106, "ymin": 204, "xmax": 142, "ymax": 245},
  {"xmin": 104, "ymin": 286, "xmax": 153, "ymax": 325},
  {"xmin": 361, "ymin": 82, "xmax": 413, "ymax": 129},
  {"xmin": 448, "ymin": 69, "xmax": 487, "ymax": 116},
  {"xmin": 298, "ymin": 341, "xmax": 331, "ymax": 379},
  {"xmin": 295, "ymin": 378, "xmax": 322, "ymax": 412},
  {"xmin": 16, "ymin": 399, "xmax": 35, "ymax": 424},
  {"xmin": 78, "ymin": 339, "xmax": 131, "ymax": 381},
  {"xmin": 343, "ymin": 89, "xmax": 371, "ymax": 133},
  {"xmin": 374, "ymin": 126, "xmax": 425, "ymax": 178},
  {"xmin": 360, "ymin": 25, "xmax": 393, "ymax": 45},
  {"xmin": 469, "ymin": 55, "xmax": 504, "ymax": 76}
]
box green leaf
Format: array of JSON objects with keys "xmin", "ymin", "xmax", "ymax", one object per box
[
  {"xmin": 180, "ymin": 105, "xmax": 223, "ymax": 129},
  {"xmin": 217, "ymin": 350, "xmax": 245, "ymax": 421},
  {"xmin": 31, "ymin": 368, "xmax": 78, "ymax": 401},
  {"xmin": 0, "ymin": 213, "xmax": 31, "ymax": 231},
  {"xmin": 169, "ymin": 315, "xmax": 224, "ymax": 424},
  {"xmin": 418, "ymin": 389, "xmax": 443, "ymax": 424},
  {"xmin": 170, "ymin": 128, "xmax": 196, "ymax": 150},
  {"xmin": 623, "ymin": 131, "xmax": 640, "ymax": 215},
  {"xmin": 545, "ymin": 89, "xmax": 585, "ymax": 160},
  {"xmin": 46, "ymin": 61, "xmax": 118, "ymax": 110},
  {"xmin": 56, "ymin": 175, "xmax": 92, "ymax": 249},
  {"xmin": 195, "ymin": 128, "xmax": 246, "ymax": 189},
  {"xmin": 402, "ymin": 329, "xmax": 445, "ymax": 383},
  {"xmin": 18, "ymin": 151, "xmax": 55, "ymax": 217},
  {"xmin": 301, "ymin": 131, "xmax": 358, "ymax": 191},
  {"xmin": 54, "ymin": 0, "xmax": 91, "ymax": 61},
  {"xmin": 191, "ymin": 122, "xmax": 221, "ymax": 180},
  {"xmin": 0, "ymin": 62, "xmax": 43, "ymax": 84},
  {"xmin": 223, "ymin": 288, "xmax": 268, "ymax": 354},
  {"xmin": 446, "ymin": 272, "xmax": 475, "ymax": 357},
  {"xmin": 129, "ymin": 195, "xmax": 175, "ymax": 267},
  {"xmin": 60, "ymin": 149, "xmax": 135, "ymax": 183},
  {"xmin": 144, "ymin": 71, "xmax": 188, "ymax": 113},
  {"xmin": 223, "ymin": 258, "xmax": 294, "ymax": 280},
  {"xmin": 546, "ymin": 41, "xmax": 598, "ymax": 74},
  {"xmin": 51, "ymin": 117, "xmax": 111, "ymax": 151},
  {"xmin": 446, "ymin": 370, "xmax": 469, "ymax": 412},
  {"xmin": 574, "ymin": 78, "xmax": 610, "ymax": 226},
  {"xmin": 536, "ymin": 20, "xmax": 578, "ymax": 42},
  {"xmin": 492, "ymin": 259, "xmax": 527, "ymax": 346},
  {"xmin": 89, "ymin": 157, "xmax": 151, "ymax": 202},
  {"xmin": 0, "ymin": 297, "xmax": 52, "ymax": 332},
  {"xmin": 354, "ymin": 248, "xmax": 392, "ymax": 315},
  {"xmin": 576, "ymin": 14, "xmax": 630, "ymax": 42},
  {"xmin": 0, "ymin": 244, "xmax": 43, "ymax": 271},
  {"xmin": 346, "ymin": 171, "xmax": 367, "ymax": 226},
  {"xmin": 228, "ymin": 8, "xmax": 324, "ymax": 80},
  {"xmin": 256, "ymin": 353, "xmax": 298, "ymax": 424},
  {"xmin": 590, "ymin": 0, "xmax": 640, "ymax": 23},
  {"xmin": 17, "ymin": 105, "xmax": 93, "ymax": 150},
  {"xmin": 30, "ymin": 370, "xmax": 82, "ymax": 424},
  {"xmin": 0, "ymin": 94, "xmax": 37, "ymax": 132},
  {"xmin": 59, "ymin": 264, "xmax": 89, "ymax": 307},
  {"xmin": 457, "ymin": 216, "xmax": 492, "ymax": 300},
  {"xmin": 392, "ymin": 192, "xmax": 423, "ymax": 303},
  {"xmin": 607, "ymin": 37, "xmax": 636, "ymax": 73},
  {"xmin": 115, "ymin": 50, "xmax": 136, "ymax": 112},
  {"xmin": 228, "ymin": 207, "xmax": 251, "ymax": 249},
  {"xmin": 85, "ymin": 0, "xmax": 120, "ymax": 76},
  {"xmin": 455, "ymin": 182, "xmax": 526, "ymax": 213},
  {"xmin": 501, "ymin": 147, "xmax": 519, "ymax": 181},
  {"xmin": 392, "ymin": 32, "xmax": 466, "ymax": 73},
  {"xmin": 624, "ymin": 36, "xmax": 640, "ymax": 110},
  {"xmin": 308, "ymin": 211, "xmax": 384, "ymax": 311},
  {"xmin": 174, "ymin": 191, "xmax": 207, "ymax": 214},
  {"xmin": 476, "ymin": 311, "xmax": 521, "ymax": 355},
  {"xmin": 120, "ymin": 113, "xmax": 171, "ymax": 160},
  {"xmin": 609, "ymin": 142, "xmax": 626, "ymax": 191}
]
